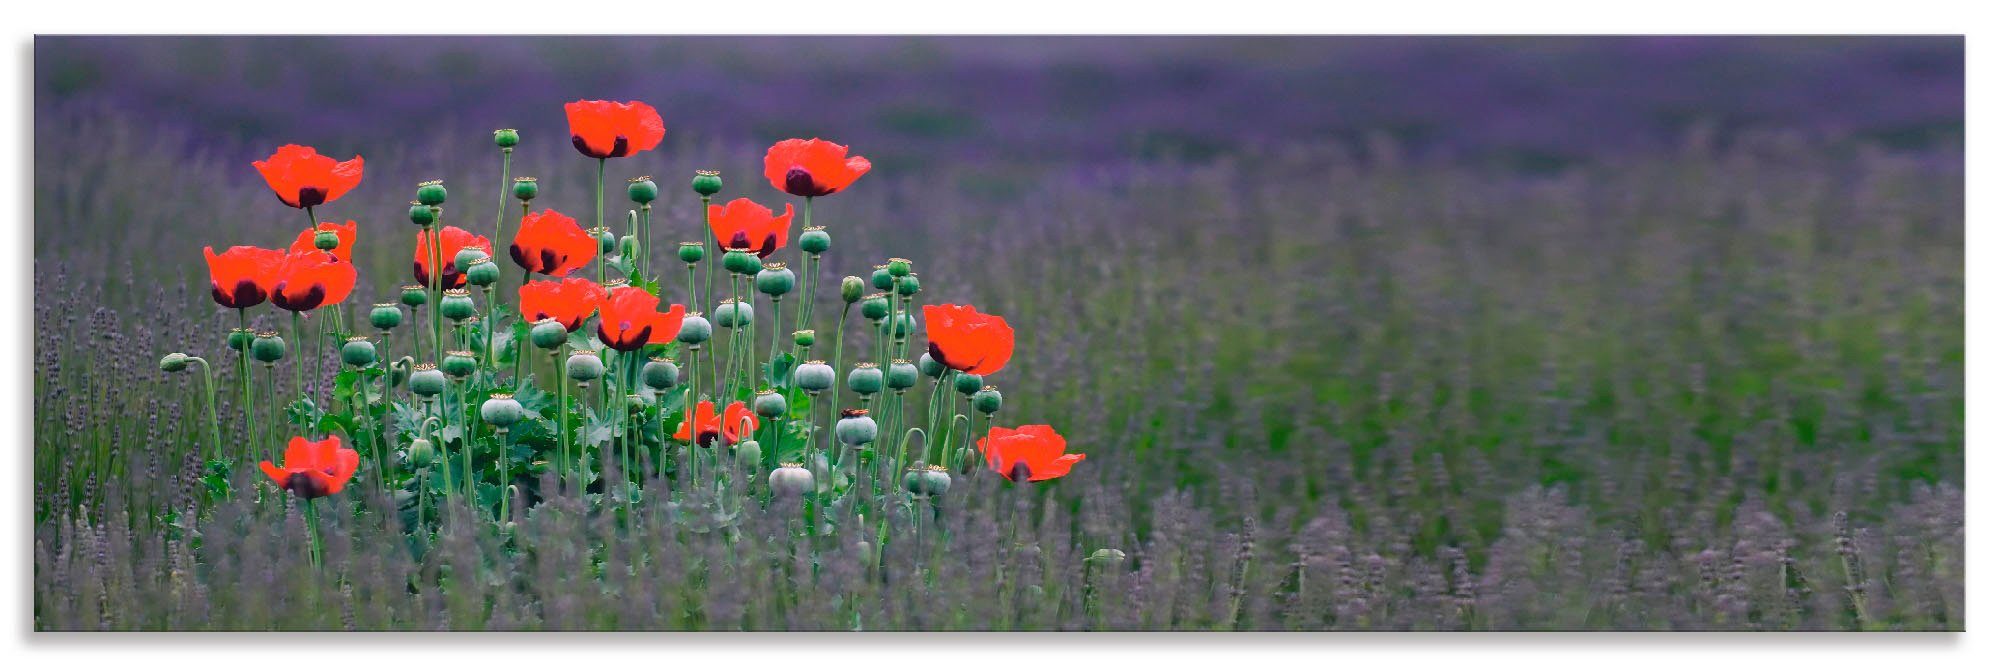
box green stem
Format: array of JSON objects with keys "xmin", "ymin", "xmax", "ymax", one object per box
[
  {"xmin": 189, "ymin": 357, "xmax": 223, "ymax": 461},
  {"xmin": 302, "ymin": 497, "xmax": 324, "ymax": 569}
]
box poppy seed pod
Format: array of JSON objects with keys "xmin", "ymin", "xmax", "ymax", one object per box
[
  {"xmin": 713, "ymin": 299, "xmax": 752, "ymax": 328},
  {"xmin": 973, "ymin": 386, "xmax": 1004, "ymax": 414},
  {"xmin": 887, "ymin": 257, "xmax": 912, "ymax": 278},
  {"xmin": 691, "ymin": 170, "xmax": 723, "ymax": 197},
  {"xmin": 159, "ymin": 352, "xmax": 190, "ymax": 373},
  {"xmin": 464, "ymin": 257, "xmax": 500, "ymax": 287},
  {"xmin": 754, "ymin": 390, "xmax": 787, "ymax": 418},
  {"xmin": 800, "ymin": 226, "xmax": 831, "ymax": 254},
  {"xmin": 408, "ymin": 202, "xmax": 437, "ymax": 226},
  {"xmin": 590, "ymin": 227, "xmax": 615, "ymax": 254},
  {"xmin": 512, "ymin": 177, "xmax": 539, "ymax": 201},
  {"xmin": 409, "ymin": 364, "xmax": 446, "ymax": 397},
  {"xmin": 627, "ymin": 176, "xmax": 658, "ymax": 203},
  {"xmin": 870, "ymin": 266, "xmax": 893, "ymax": 290},
  {"xmin": 955, "ymin": 372, "xmax": 985, "ymax": 396},
  {"xmin": 924, "ymin": 465, "xmax": 953, "ymax": 497},
  {"xmin": 896, "ymin": 274, "xmax": 921, "ymax": 296},
  {"xmin": 756, "ymin": 263, "xmax": 796, "ymax": 297},
  {"xmin": 903, "ymin": 464, "xmax": 928, "ymax": 496},
  {"xmin": 723, "ymin": 248, "xmax": 759, "ymax": 275},
  {"xmin": 251, "ymin": 331, "xmax": 287, "ymax": 364},
  {"xmin": 677, "ymin": 315, "xmax": 713, "ymax": 345},
  {"xmin": 408, "ymin": 438, "xmax": 437, "ymax": 467},
  {"xmin": 442, "ymin": 350, "xmax": 477, "ymax": 378},
  {"xmin": 227, "ymin": 328, "xmax": 253, "ymax": 352},
  {"xmin": 340, "ymin": 337, "xmax": 377, "ymax": 367},
  {"xmin": 439, "ymin": 289, "xmax": 477, "ymax": 321},
  {"xmin": 530, "ymin": 319, "xmax": 570, "ymax": 350},
  {"xmin": 642, "ymin": 357, "xmax": 680, "ymax": 390},
  {"xmin": 835, "ymin": 408, "xmax": 878, "ymax": 446},
  {"xmin": 370, "ymin": 303, "xmax": 404, "ymax": 330},
  {"xmin": 313, "ymin": 229, "xmax": 340, "ymax": 251},
  {"xmin": 769, "ymin": 462, "xmax": 813, "ymax": 496},
  {"xmin": 734, "ymin": 439, "xmax": 762, "ymax": 469},
  {"xmin": 840, "ymin": 276, "xmax": 865, "ymax": 304},
  {"xmin": 400, "ymin": 284, "xmax": 428, "ymax": 307},
  {"xmin": 481, "ymin": 393, "xmax": 525, "ymax": 428},
  {"xmin": 847, "ymin": 363, "xmax": 884, "ymax": 395},
  {"xmin": 493, "ymin": 128, "xmax": 520, "ymax": 148},
  {"xmin": 417, "ymin": 179, "xmax": 448, "ymax": 206},
  {"xmin": 566, "ymin": 350, "xmax": 605, "ymax": 383},
  {"xmin": 918, "ymin": 352, "xmax": 945, "ymax": 378},
  {"xmin": 860, "ymin": 295, "xmax": 891, "ymax": 320},
  {"xmin": 793, "ymin": 329, "xmax": 816, "ymax": 348},
  {"xmin": 454, "ymin": 247, "xmax": 490, "ymax": 273},
  {"xmin": 889, "ymin": 313, "xmax": 915, "ymax": 339},
  {"xmin": 886, "ymin": 360, "xmax": 919, "ymax": 391},
  {"xmin": 795, "ymin": 360, "xmax": 835, "ymax": 392},
  {"xmin": 678, "ymin": 241, "xmax": 705, "ymax": 264}
]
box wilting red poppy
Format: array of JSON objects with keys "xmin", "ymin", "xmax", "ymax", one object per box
[
  {"xmin": 564, "ymin": 100, "xmax": 666, "ymax": 159},
  {"xmin": 510, "ymin": 209, "xmax": 597, "ymax": 276},
  {"xmin": 977, "ymin": 425, "xmax": 1085, "ymax": 483},
  {"xmin": 707, "ymin": 198, "xmax": 794, "ymax": 258},
  {"xmin": 414, "ymin": 226, "xmax": 494, "ymax": 289},
  {"xmin": 259, "ymin": 435, "xmax": 361, "ymax": 499},
  {"xmin": 519, "ymin": 277, "xmax": 604, "ymax": 331},
  {"xmin": 290, "ymin": 220, "xmax": 359, "ymax": 263},
  {"xmin": 922, "ymin": 304, "xmax": 1015, "ymax": 376},
  {"xmin": 674, "ymin": 400, "xmax": 757, "ymax": 447},
  {"xmin": 272, "ymin": 250, "xmax": 358, "ymax": 312},
  {"xmin": 763, "ymin": 138, "xmax": 871, "ymax": 197},
  {"xmin": 203, "ymin": 245, "xmax": 285, "ymax": 309},
  {"xmin": 253, "ymin": 144, "xmax": 364, "ymax": 209},
  {"xmin": 596, "ymin": 285, "xmax": 687, "ymax": 352}
]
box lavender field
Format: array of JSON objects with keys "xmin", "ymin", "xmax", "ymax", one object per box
[{"xmin": 31, "ymin": 37, "xmax": 1964, "ymax": 630}]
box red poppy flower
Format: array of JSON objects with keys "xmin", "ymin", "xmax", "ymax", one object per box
[
  {"xmin": 290, "ymin": 220, "xmax": 359, "ymax": 263},
  {"xmin": 510, "ymin": 209, "xmax": 597, "ymax": 277},
  {"xmin": 259, "ymin": 435, "xmax": 361, "ymax": 499},
  {"xmin": 414, "ymin": 226, "xmax": 494, "ymax": 289},
  {"xmin": 922, "ymin": 304, "xmax": 1016, "ymax": 376},
  {"xmin": 253, "ymin": 144, "xmax": 364, "ymax": 209},
  {"xmin": 763, "ymin": 138, "xmax": 871, "ymax": 197},
  {"xmin": 519, "ymin": 277, "xmax": 604, "ymax": 332},
  {"xmin": 272, "ymin": 250, "xmax": 358, "ymax": 312},
  {"xmin": 564, "ymin": 100, "xmax": 666, "ymax": 159},
  {"xmin": 674, "ymin": 400, "xmax": 757, "ymax": 447},
  {"xmin": 707, "ymin": 198, "xmax": 795, "ymax": 258},
  {"xmin": 595, "ymin": 285, "xmax": 687, "ymax": 352},
  {"xmin": 977, "ymin": 425, "xmax": 1085, "ymax": 483},
  {"xmin": 203, "ymin": 245, "xmax": 285, "ymax": 309}
]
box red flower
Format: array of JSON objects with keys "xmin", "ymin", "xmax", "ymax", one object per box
[
  {"xmin": 253, "ymin": 144, "xmax": 364, "ymax": 209},
  {"xmin": 707, "ymin": 198, "xmax": 794, "ymax": 258},
  {"xmin": 977, "ymin": 425, "xmax": 1085, "ymax": 483},
  {"xmin": 509, "ymin": 209, "xmax": 597, "ymax": 277},
  {"xmin": 259, "ymin": 435, "xmax": 361, "ymax": 499},
  {"xmin": 763, "ymin": 138, "xmax": 871, "ymax": 197},
  {"xmin": 564, "ymin": 100, "xmax": 665, "ymax": 159},
  {"xmin": 272, "ymin": 250, "xmax": 358, "ymax": 312},
  {"xmin": 674, "ymin": 400, "xmax": 757, "ymax": 447},
  {"xmin": 414, "ymin": 226, "xmax": 494, "ymax": 289},
  {"xmin": 203, "ymin": 245, "xmax": 285, "ymax": 309},
  {"xmin": 922, "ymin": 304, "xmax": 1015, "ymax": 376},
  {"xmin": 290, "ymin": 220, "xmax": 359, "ymax": 263},
  {"xmin": 519, "ymin": 277, "xmax": 604, "ymax": 332},
  {"xmin": 595, "ymin": 285, "xmax": 686, "ymax": 352}
]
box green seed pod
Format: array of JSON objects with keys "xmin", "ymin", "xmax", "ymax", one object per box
[
  {"xmin": 369, "ymin": 303, "xmax": 404, "ymax": 330},
  {"xmin": 889, "ymin": 313, "xmax": 915, "ymax": 339},
  {"xmin": 840, "ymin": 276, "xmax": 865, "ymax": 304},
  {"xmin": 713, "ymin": 300, "xmax": 752, "ymax": 328},
  {"xmin": 923, "ymin": 465, "xmax": 953, "ymax": 497},
  {"xmin": 799, "ymin": 226, "xmax": 831, "ymax": 255},
  {"xmin": 642, "ymin": 357, "xmax": 680, "ymax": 390},
  {"xmin": 886, "ymin": 360, "xmax": 919, "ymax": 391},
  {"xmin": 439, "ymin": 289, "xmax": 477, "ymax": 321},
  {"xmin": 400, "ymin": 284, "xmax": 429, "ymax": 307},
  {"xmin": 408, "ymin": 438, "xmax": 437, "ymax": 467},
  {"xmin": 847, "ymin": 363, "xmax": 884, "ymax": 395},
  {"xmin": 795, "ymin": 360, "xmax": 835, "ymax": 392},
  {"xmin": 464, "ymin": 257, "xmax": 500, "ymax": 287},
  {"xmin": 408, "ymin": 201, "xmax": 437, "ymax": 226},
  {"xmin": 973, "ymin": 387, "xmax": 1003, "ymax": 414},
  {"xmin": 691, "ymin": 170, "xmax": 723, "ymax": 197},
  {"xmin": 313, "ymin": 229, "xmax": 340, "ymax": 251},
  {"xmin": 723, "ymin": 249, "xmax": 759, "ymax": 275},
  {"xmin": 677, "ymin": 315, "xmax": 713, "ymax": 345},
  {"xmin": 442, "ymin": 350, "xmax": 477, "ymax": 378},
  {"xmin": 566, "ymin": 350, "xmax": 605, "ymax": 383},
  {"xmin": 627, "ymin": 176, "xmax": 658, "ymax": 203},
  {"xmin": 870, "ymin": 266, "xmax": 893, "ymax": 290},
  {"xmin": 955, "ymin": 372, "xmax": 985, "ymax": 396},
  {"xmin": 835, "ymin": 408, "xmax": 878, "ymax": 446},
  {"xmin": 755, "ymin": 263, "xmax": 796, "ymax": 297},
  {"xmin": 528, "ymin": 319, "xmax": 569, "ymax": 350},
  {"xmin": 340, "ymin": 337, "xmax": 378, "ymax": 367},
  {"xmin": 590, "ymin": 227, "xmax": 615, "ymax": 254},
  {"xmin": 769, "ymin": 462, "xmax": 813, "ymax": 496},
  {"xmin": 887, "ymin": 257, "xmax": 912, "ymax": 278},
  {"xmin": 227, "ymin": 328, "xmax": 253, "ymax": 352},
  {"xmin": 159, "ymin": 352, "xmax": 190, "ymax": 373},
  {"xmin": 753, "ymin": 390, "xmax": 787, "ymax": 418},
  {"xmin": 454, "ymin": 247, "xmax": 490, "ymax": 273},
  {"xmin": 481, "ymin": 393, "xmax": 525, "ymax": 428},
  {"xmin": 678, "ymin": 241, "xmax": 705, "ymax": 264},
  {"xmin": 918, "ymin": 353, "xmax": 945, "ymax": 378},
  {"xmin": 409, "ymin": 364, "xmax": 446, "ymax": 397},
  {"xmin": 793, "ymin": 329, "xmax": 816, "ymax": 348},
  {"xmin": 251, "ymin": 331, "xmax": 287, "ymax": 364},
  {"xmin": 416, "ymin": 179, "xmax": 448, "ymax": 206},
  {"xmin": 896, "ymin": 274, "xmax": 921, "ymax": 296},
  {"xmin": 512, "ymin": 176, "xmax": 539, "ymax": 201},
  {"xmin": 734, "ymin": 439, "xmax": 763, "ymax": 469},
  {"xmin": 903, "ymin": 464, "xmax": 928, "ymax": 496},
  {"xmin": 493, "ymin": 128, "xmax": 520, "ymax": 148},
  {"xmin": 860, "ymin": 294, "xmax": 891, "ymax": 321}
]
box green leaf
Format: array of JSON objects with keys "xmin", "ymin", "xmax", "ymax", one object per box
[{"xmin": 765, "ymin": 353, "xmax": 797, "ymax": 390}]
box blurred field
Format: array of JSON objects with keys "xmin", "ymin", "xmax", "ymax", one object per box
[{"xmin": 31, "ymin": 37, "xmax": 1963, "ymax": 630}]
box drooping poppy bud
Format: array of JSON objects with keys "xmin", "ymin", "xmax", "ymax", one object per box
[
  {"xmin": 493, "ymin": 128, "xmax": 520, "ymax": 148},
  {"xmin": 253, "ymin": 145, "xmax": 363, "ymax": 209},
  {"xmin": 734, "ymin": 440, "xmax": 763, "ymax": 470},
  {"xmin": 251, "ymin": 331, "xmax": 287, "ymax": 364},
  {"xmin": 691, "ymin": 170, "xmax": 722, "ymax": 197},
  {"xmin": 922, "ymin": 304, "xmax": 1016, "ymax": 377},
  {"xmin": 795, "ymin": 360, "xmax": 835, "ymax": 393},
  {"xmin": 513, "ymin": 177, "xmax": 539, "ymax": 201},
  {"xmin": 159, "ymin": 352, "xmax": 190, "ymax": 373},
  {"xmin": 340, "ymin": 337, "xmax": 377, "ymax": 367},
  {"xmin": 409, "ymin": 363, "xmax": 446, "ymax": 397},
  {"xmin": 835, "ymin": 408, "xmax": 877, "ymax": 446},
  {"xmin": 258, "ymin": 435, "xmax": 360, "ymax": 499},
  {"xmin": 564, "ymin": 100, "xmax": 665, "ymax": 159},
  {"xmin": 481, "ymin": 393, "xmax": 526, "ymax": 428},
  {"xmin": 408, "ymin": 438, "xmax": 437, "ymax": 467},
  {"xmin": 763, "ymin": 138, "xmax": 871, "ymax": 197},
  {"xmin": 416, "ymin": 179, "xmax": 448, "ymax": 207},
  {"xmin": 628, "ymin": 176, "xmax": 658, "ymax": 204},
  {"xmin": 203, "ymin": 245, "xmax": 285, "ymax": 310},
  {"xmin": 442, "ymin": 350, "xmax": 477, "ymax": 378},
  {"xmin": 847, "ymin": 363, "xmax": 884, "ymax": 396},
  {"xmin": 841, "ymin": 276, "xmax": 865, "ymax": 304},
  {"xmin": 566, "ymin": 350, "xmax": 606, "ymax": 384},
  {"xmin": 755, "ymin": 262, "xmax": 796, "ymax": 297},
  {"xmin": 800, "ymin": 226, "xmax": 831, "ymax": 255}
]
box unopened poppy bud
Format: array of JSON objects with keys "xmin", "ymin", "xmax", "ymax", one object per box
[
  {"xmin": 408, "ymin": 438, "xmax": 437, "ymax": 467},
  {"xmin": 627, "ymin": 393, "xmax": 651, "ymax": 413},
  {"xmin": 370, "ymin": 303, "xmax": 403, "ymax": 330},
  {"xmin": 389, "ymin": 357, "xmax": 413, "ymax": 387},
  {"xmin": 523, "ymin": 318, "xmax": 566, "ymax": 350},
  {"xmin": 408, "ymin": 202, "xmax": 437, "ymax": 226},
  {"xmin": 769, "ymin": 462, "xmax": 813, "ymax": 496},
  {"xmin": 454, "ymin": 247, "xmax": 490, "ymax": 272},
  {"xmin": 1087, "ymin": 548, "xmax": 1127, "ymax": 565},
  {"xmin": 481, "ymin": 393, "xmax": 525, "ymax": 427},
  {"xmin": 887, "ymin": 258, "xmax": 912, "ymax": 278},
  {"xmin": 410, "ymin": 363, "xmax": 446, "ymax": 397},
  {"xmin": 800, "ymin": 226, "xmax": 831, "ymax": 255},
  {"xmin": 896, "ymin": 274, "xmax": 921, "ymax": 296},
  {"xmin": 417, "ymin": 179, "xmax": 448, "ymax": 206},
  {"xmin": 918, "ymin": 352, "xmax": 945, "ymax": 378},
  {"xmin": 627, "ymin": 176, "xmax": 658, "ymax": 203},
  {"xmin": 973, "ymin": 386, "xmax": 1003, "ymax": 414},
  {"xmin": 756, "ymin": 263, "xmax": 796, "ymax": 297},
  {"xmin": 886, "ymin": 360, "xmax": 919, "ymax": 391},
  {"xmin": 713, "ymin": 299, "xmax": 752, "ymax": 328},
  {"xmin": 590, "ymin": 227, "xmax": 615, "ymax": 253},
  {"xmin": 464, "ymin": 257, "xmax": 500, "ymax": 287},
  {"xmin": 642, "ymin": 357, "xmax": 680, "ymax": 390},
  {"xmin": 903, "ymin": 464, "xmax": 928, "ymax": 496},
  {"xmin": 924, "ymin": 466, "xmax": 953, "ymax": 496},
  {"xmin": 754, "ymin": 389, "xmax": 787, "ymax": 418},
  {"xmin": 440, "ymin": 289, "xmax": 477, "ymax": 321},
  {"xmin": 840, "ymin": 276, "xmax": 865, "ymax": 303},
  {"xmin": 442, "ymin": 350, "xmax": 477, "ymax": 378},
  {"xmin": 400, "ymin": 284, "xmax": 428, "ymax": 307},
  {"xmin": 227, "ymin": 328, "xmax": 253, "ymax": 352},
  {"xmin": 313, "ymin": 229, "xmax": 340, "ymax": 251},
  {"xmin": 678, "ymin": 241, "xmax": 705, "ymax": 264},
  {"xmin": 617, "ymin": 234, "xmax": 639, "ymax": 259},
  {"xmin": 847, "ymin": 363, "xmax": 884, "ymax": 395},
  {"xmin": 691, "ymin": 170, "xmax": 723, "ymax": 197},
  {"xmin": 341, "ymin": 337, "xmax": 377, "ymax": 367},
  {"xmin": 159, "ymin": 352, "xmax": 190, "ymax": 373},
  {"xmin": 251, "ymin": 331, "xmax": 287, "ymax": 364},
  {"xmin": 512, "ymin": 177, "xmax": 539, "ymax": 201},
  {"xmin": 870, "ymin": 266, "xmax": 893, "ymax": 290},
  {"xmin": 889, "ymin": 313, "xmax": 914, "ymax": 339},
  {"xmin": 795, "ymin": 360, "xmax": 835, "ymax": 392},
  {"xmin": 955, "ymin": 372, "xmax": 984, "ymax": 396},
  {"xmin": 734, "ymin": 439, "xmax": 762, "ymax": 469},
  {"xmin": 723, "ymin": 249, "xmax": 759, "ymax": 275},
  {"xmin": 566, "ymin": 350, "xmax": 605, "ymax": 383},
  {"xmin": 860, "ymin": 294, "xmax": 891, "ymax": 320},
  {"xmin": 836, "ymin": 408, "xmax": 878, "ymax": 446},
  {"xmin": 677, "ymin": 315, "xmax": 713, "ymax": 345}
]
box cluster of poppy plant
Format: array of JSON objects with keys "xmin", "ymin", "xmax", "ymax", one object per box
[{"xmin": 168, "ymin": 100, "xmax": 1084, "ymax": 557}]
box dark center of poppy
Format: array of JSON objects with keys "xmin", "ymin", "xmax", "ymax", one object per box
[
  {"xmin": 285, "ymin": 470, "xmax": 332, "ymax": 499},
  {"xmin": 1008, "ymin": 461, "xmax": 1034, "ymax": 483},
  {"xmin": 296, "ymin": 187, "xmax": 327, "ymax": 209},
  {"xmin": 784, "ymin": 166, "xmax": 827, "ymax": 197}
]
